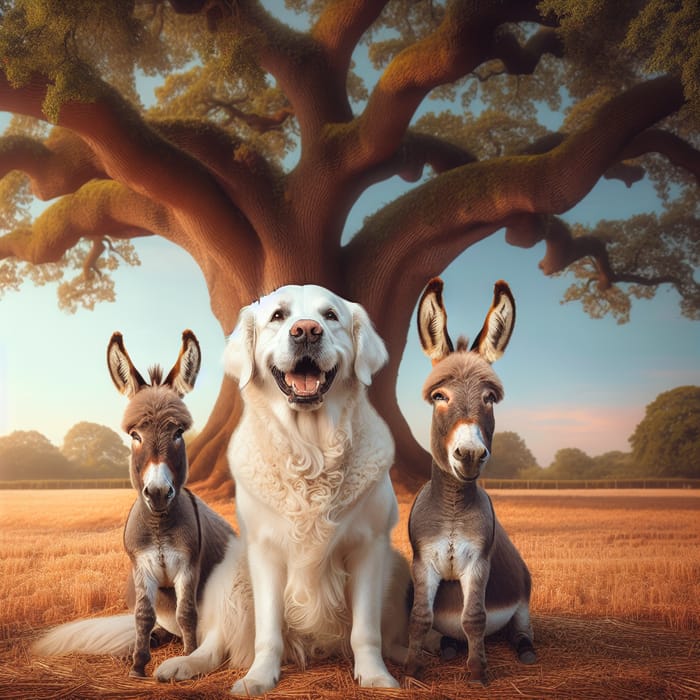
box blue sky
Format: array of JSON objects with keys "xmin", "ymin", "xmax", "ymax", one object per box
[{"xmin": 1, "ymin": 7, "xmax": 699, "ymax": 469}]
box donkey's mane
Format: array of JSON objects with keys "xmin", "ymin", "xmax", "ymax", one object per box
[{"xmin": 148, "ymin": 365, "xmax": 164, "ymax": 385}]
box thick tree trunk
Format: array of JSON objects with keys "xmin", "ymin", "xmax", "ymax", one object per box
[{"xmin": 187, "ymin": 376, "xmax": 241, "ymax": 499}]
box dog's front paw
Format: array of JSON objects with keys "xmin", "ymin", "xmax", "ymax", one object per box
[
  {"xmin": 154, "ymin": 656, "xmax": 196, "ymax": 682},
  {"xmin": 357, "ymin": 670, "xmax": 400, "ymax": 688},
  {"xmin": 230, "ymin": 674, "xmax": 278, "ymax": 697}
]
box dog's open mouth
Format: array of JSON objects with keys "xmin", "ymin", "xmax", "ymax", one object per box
[{"xmin": 271, "ymin": 358, "xmax": 338, "ymax": 404}]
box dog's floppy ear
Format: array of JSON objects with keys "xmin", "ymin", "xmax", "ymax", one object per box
[
  {"xmin": 350, "ymin": 302, "xmax": 388, "ymax": 386},
  {"xmin": 224, "ymin": 305, "xmax": 256, "ymax": 389}
]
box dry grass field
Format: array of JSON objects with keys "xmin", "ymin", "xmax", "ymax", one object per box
[{"xmin": 1, "ymin": 487, "xmax": 699, "ymax": 699}]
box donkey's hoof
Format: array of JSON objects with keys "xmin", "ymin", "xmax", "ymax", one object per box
[
  {"xmin": 517, "ymin": 639, "xmax": 537, "ymax": 665},
  {"xmin": 468, "ymin": 670, "xmax": 487, "ymax": 687},
  {"xmin": 129, "ymin": 667, "xmax": 148, "ymax": 679},
  {"xmin": 467, "ymin": 665, "xmax": 488, "ymax": 687}
]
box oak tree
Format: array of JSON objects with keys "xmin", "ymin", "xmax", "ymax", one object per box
[
  {"xmin": 61, "ymin": 421, "xmax": 129, "ymax": 478},
  {"xmin": 1, "ymin": 1, "xmax": 698, "ymax": 493},
  {"xmin": 629, "ymin": 386, "xmax": 700, "ymax": 478}
]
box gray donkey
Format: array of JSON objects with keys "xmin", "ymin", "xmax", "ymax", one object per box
[
  {"xmin": 107, "ymin": 330, "xmax": 236, "ymax": 678},
  {"xmin": 405, "ymin": 278, "xmax": 536, "ymax": 685}
]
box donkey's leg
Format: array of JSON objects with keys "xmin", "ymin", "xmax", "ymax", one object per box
[
  {"xmin": 507, "ymin": 602, "xmax": 537, "ymax": 664},
  {"xmin": 130, "ymin": 567, "xmax": 158, "ymax": 678},
  {"xmin": 459, "ymin": 557, "xmax": 490, "ymax": 686},
  {"xmin": 405, "ymin": 556, "xmax": 441, "ymax": 677},
  {"xmin": 174, "ymin": 567, "xmax": 199, "ymax": 655}
]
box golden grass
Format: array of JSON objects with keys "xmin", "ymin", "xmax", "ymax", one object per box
[{"xmin": 1, "ymin": 488, "xmax": 699, "ymax": 699}]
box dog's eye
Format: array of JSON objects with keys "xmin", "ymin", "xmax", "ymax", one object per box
[
  {"xmin": 270, "ymin": 309, "xmax": 286, "ymax": 322},
  {"xmin": 323, "ymin": 309, "xmax": 338, "ymax": 322}
]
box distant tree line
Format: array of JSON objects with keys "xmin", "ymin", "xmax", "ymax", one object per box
[
  {"xmin": 488, "ymin": 386, "xmax": 700, "ymax": 480},
  {"xmin": 0, "ymin": 422, "xmax": 129, "ymax": 480}
]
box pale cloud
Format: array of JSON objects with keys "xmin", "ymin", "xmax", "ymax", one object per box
[{"xmin": 497, "ymin": 404, "xmax": 645, "ymax": 467}]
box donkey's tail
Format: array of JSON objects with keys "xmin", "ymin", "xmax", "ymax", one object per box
[{"xmin": 32, "ymin": 614, "xmax": 135, "ymax": 658}]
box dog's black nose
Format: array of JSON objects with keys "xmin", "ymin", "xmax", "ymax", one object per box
[{"xmin": 290, "ymin": 319, "xmax": 323, "ymax": 343}]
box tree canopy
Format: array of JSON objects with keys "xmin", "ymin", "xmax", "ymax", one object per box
[
  {"xmin": 486, "ymin": 431, "xmax": 539, "ymax": 478},
  {"xmin": 0, "ymin": 429, "xmax": 72, "ymax": 480},
  {"xmin": 0, "ymin": 423, "xmax": 129, "ymax": 480},
  {"xmin": 61, "ymin": 421, "xmax": 129, "ymax": 478},
  {"xmin": 1, "ymin": 1, "xmax": 698, "ymax": 491},
  {"xmin": 629, "ymin": 385, "xmax": 700, "ymax": 478}
]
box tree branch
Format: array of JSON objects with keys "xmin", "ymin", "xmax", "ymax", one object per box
[
  {"xmin": 620, "ymin": 129, "xmax": 700, "ymax": 184},
  {"xmin": 485, "ymin": 26, "xmax": 564, "ymax": 77},
  {"xmin": 0, "ymin": 68, "xmax": 263, "ymax": 289},
  {"xmin": 353, "ymin": 0, "xmax": 543, "ymax": 169},
  {"xmin": 0, "ymin": 129, "xmax": 105, "ymax": 200},
  {"xmin": 0, "ymin": 180, "xmax": 168, "ymax": 265},
  {"xmin": 345, "ymin": 74, "xmax": 686, "ymax": 316},
  {"xmin": 203, "ymin": 97, "xmax": 294, "ymax": 133},
  {"xmin": 312, "ymin": 0, "xmax": 389, "ymax": 76}
]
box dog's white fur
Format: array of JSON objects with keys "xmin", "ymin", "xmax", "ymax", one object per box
[
  {"xmin": 32, "ymin": 284, "xmax": 409, "ymax": 695},
  {"xmin": 224, "ymin": 284, "xmax": 409, "ymax": 695}
]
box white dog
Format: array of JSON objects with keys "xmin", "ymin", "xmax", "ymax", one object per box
[
  {"xmin": 32, "ymin": 284, "xmax": 409, "ymax": 695},
  {"xmin": 224, "ymin": 284, "xmax": 409, "ymax": 695}
]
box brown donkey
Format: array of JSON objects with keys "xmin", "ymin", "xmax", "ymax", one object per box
[
  {"xmin": 405, "ymin": 278, "xmax": 536, "ymax": 685},
  {"xmin": 107, "ymin": 330, "xmax": 236, "ymax": 678}
]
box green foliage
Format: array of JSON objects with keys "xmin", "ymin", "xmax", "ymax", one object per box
[
  {"xmin": 485, "ymin": 430, "xmax": 539, "ymax": 478},
  {"xmin": 0, "ymin": 430, "xmax": 74, "ymax": 480},
  {"xmin": 0, "ymin": 423, "xmax": 130, "ymax": 480},
  {"xmin": 546, "ymin": 446, "xmax": 596, "ymax": 479},
  {"xmin": 61, "ymin": 421, "xmax": 129, "ymax": 477},
  {"xmin": 629, "ymin": 385, "xmax": 700, "ymax": 478}
]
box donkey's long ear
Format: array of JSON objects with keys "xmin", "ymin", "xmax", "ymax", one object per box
[
  {"xmin": 471, "ymin": 280, "xmax": 516, "ymax": 363},
  {"xmin": 417, "ymin": 277, "xmax": 454, "ymax": 365},
  {"xmin": 164, "ymin": 330, "xmax": 201, "ymax": 397},
  {"xmin": 107, "ymin": 332, "xmax": 147, "ymax": 398}
]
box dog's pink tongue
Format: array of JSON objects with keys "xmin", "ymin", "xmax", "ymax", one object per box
[{"xmin": 285, "ymin": 371, "xmax": 320, "ymax": 396}]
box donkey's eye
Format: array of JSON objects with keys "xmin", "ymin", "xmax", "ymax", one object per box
[
  {"xmin": 483, "ymin": 392, "xmax": 496, "ymax": 406},
  {"xmin": 323, "ymin": 309, "xmax": 338, "ymax": 322},
  {"xmin": 431, "ymin": 391, "xmax": 448, "ymax": 403},
  {"xmin": 173, "ymin": 428, "xmax": 184, "ymax": 442},
  {"xmin": 270, "ymin": 309, "xmax": 286, "ymax": 322},
  {"xmin": 130, "ymin": 431, "xmax": 142, "ymax": 444}
]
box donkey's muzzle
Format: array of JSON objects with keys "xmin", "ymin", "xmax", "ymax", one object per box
[
  {"xmin": 143, "ymin": 483, "xmax": 176, "ymax": 513},
  {"xmin": 141, "ymin": 462, "xmax": 177, "ymax": 513},
  {"xmin": 447, "ymin": 422, "xmax": 490, "ymax": 481}
]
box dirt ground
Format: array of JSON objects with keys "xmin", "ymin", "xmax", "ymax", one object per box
[{"xmin": 1, "ymin": 488, "xmax": 699, "ymax": 699}]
